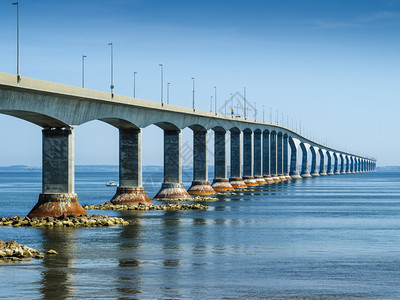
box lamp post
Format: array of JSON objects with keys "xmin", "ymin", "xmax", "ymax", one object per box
[
  {"xmin": 167, "ymin": 82, "xmax": 170, "ymax": 104},
  {"xmin": 191, "ymin": 77, "xmax": 195, "ymax": 110},
  {"xmin": 12, "ymin": 1, "xmax": 20, "ymax": 82},
  {"xmin": 108, "ymin": 43, "xmax": 114, "ymax": 96},
  {"xmin": 210, "ymin": 96, "xmax": 213, "ymax": 112},
  {"xmin": 244, "ymin": 87, "xmax": 247, "ymax": 119},
  {"xmin": 214, "ymin": 86, "xmax": 217, "ymax": 114},
  {"xmin": 159, "ymin": 64, "xmax": 163, "ymax": 104},
  {"xmin": 82, "ymin": 55, "xmax": 86, "ymax": 88},
  {"xmin": 133, "ymin": 71, "xmax": 137, "ymax": 97}
]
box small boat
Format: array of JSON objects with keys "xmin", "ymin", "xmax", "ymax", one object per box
[{"xmin": 105, "ymin": 181, "xmax": 117, "ymax": 186}]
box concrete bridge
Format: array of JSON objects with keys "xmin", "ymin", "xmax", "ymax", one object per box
[{"xmin": 0, "ymin": 72, "xmax": 376, "ymax": 217}]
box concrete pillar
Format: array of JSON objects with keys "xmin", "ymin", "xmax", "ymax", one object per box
[
  {"xmin": 354, "ymin": 158, "xmax": 359, "ymax": 173},
  {"xmin": 340, "ymin": 154, "xmax": 346, "ymax": 174},
  {"xmin": 300, "ymin": 143, "xmax": 311, "ymax": 178},
  {"xmin": 243, "ymin": 130, "xmax": 258, "ymax": 186},
  {"xmin": 253, "ymin": 130, "xmax": 266, "ymax": 184},
  {"xmin": 277, "ymin": 133, "xmax": 286, "ymax": 181},
  {"xmin": 289, "ymin": 138, "xmax": 301, "ymax": 179},
  {"xmin": 28, "ymin": 128, "xmax": 87, "ymax": 217},
  {"xmin": 283, "ymin": 135, "xmax": 291, "ymax": 180},
  {"xmin": 154, "ymin": 129, "xmax": 191, "ymax": 200},
  {"xmin": 345, "ymin": 156, "xmax": 350, "ymax": 173},
  {"xmin": 188, "ymin": 129, "xmax": 215, "ymax": 195},
  {"xmin": 110, "ymin": 128, "xmax": 152, "ymax": 206},
  {"xmin": 326, "ymin": 151, "xmax": 334, "ymax": 175},
  {"xmin": 211, "ymin": 129, "xmax": 234, "ymax": 191},
  {"xmin": 263, "ymin": 130, "xmax": 274, "ymax": 183},
  {"xmin": 319, "ymin": 149, "xmax": 327, "ymax": 176},
  {"xmin": 310, "ymin": 147, "xmax": 320, "ymax": 177},
  {"xmin": 334, "ymin": 153, "xmax": 340, "ymax": 175},
  {"xmin": 270, "ymin": 131, "xmax": 280, "ymax": 181},
  {"xmin": 229, "ymin": 129, "xmax": 247, "ymax": 188},
  {"xmin": 350, "ymin": 157, "xmax": 355, "ymax": 173}
]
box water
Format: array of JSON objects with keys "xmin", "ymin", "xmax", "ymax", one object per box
[{"xmin": 1, "ymin": 171, "xmax": 400, "ymax": 299}]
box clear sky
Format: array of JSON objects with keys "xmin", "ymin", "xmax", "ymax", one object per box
[{"xmin": 0, "ymin": 0, "xmax": 399, "ymax": 166}]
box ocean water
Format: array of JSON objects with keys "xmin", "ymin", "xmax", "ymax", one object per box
[{"xmin": 1, "ymin": 171, "xmax": 400, "ymax": 299}]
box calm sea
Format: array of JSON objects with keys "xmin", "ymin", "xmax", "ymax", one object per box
[{"xmin": 1, "ymin": 170, "xmax": 400, "ymax": 299}]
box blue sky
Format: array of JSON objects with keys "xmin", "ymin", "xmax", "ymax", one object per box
[{"xmin": 0, "ymin": 0, "xmax": 399, "ymax": 166}]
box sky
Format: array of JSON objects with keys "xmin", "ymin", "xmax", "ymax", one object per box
[{"xmin": 0, "ymin": 0, "xmax": 399, "ymax": 166}]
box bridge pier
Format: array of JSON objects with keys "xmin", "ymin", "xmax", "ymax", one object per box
[
  {"xmin": 28, "ymin": 128, "xmax": 87, "ymax": 217},
  {"xmin": 319, "ymin": 149, "xmax": 327, "ymax": 176},
  {"xmin": 253, "ymin": 130, "xmax": 266, "ymax": 184},
  {"xmin": 345, "ymin": 156, "xmax": 350, "ymax": 174},
  {"xmin": 243, "ymin": 130, "xmax": 258, "ymax": 186},
  {"xmin": 300, "ymin": 144, "xmax": 312, "ymax": 178},
  {"xmin": 340, "ymin": 155, "xmax": 346, "ymax": 174},
  {"xmin": 283, "ymin": 135, "xmax": 291, "ymax": 180},
  {"xmin": 289, "ymin": 138, "xmax": 301, "ymax": 179},
  {"xmin": 263, "ymin": 131, "xmax": 274, "ymax": 183},
  {"xmin": 211, "ymin": 129, "xmax": 234, "ymax": 191},
  {"xmin": 188, "ymin": 129, "xmax": 215, "ymax": 195},
  {"xmin": 110, "ymin": 129, "xmax": 152, "ymax": 206},
  {"xmin": 326, "ymin": 152, "xmax": 334, "ymax": 175},
  {"xmin": 229, "ymin": 129, "xmax": 247, "ymax": 188},
  {"xmin": 277, "ymin": 133, "xmax": 286, "ymax": 181},
  {"xmin": 310, "ymin": 147, "xmax": 320, "ymax": 177},
  {"xmin": 334, "ymin": 153, "xmax": 340, "ymax": 175},
  {"xmin": 154, "ymin": 129, "xmax": 191, "ymax": 200},
  {"xmin": 270, "ymin": 132, "xmax": 280, "ymax": 182}
]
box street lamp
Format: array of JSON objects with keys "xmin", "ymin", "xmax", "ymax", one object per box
[
  {"xmin": 12, "ymin": 1, "xmax": 20, "ymax": 82},
  {"xmin": 133, "ymin": 71, "xmax": 137, "ymax": 98},
  {"xmin": 214, "ymin": 86, "xmax": 217, "ymax": 115},
  {"xmin": 82, "ymin": 55, "xmax": 86, "ymax": 88},
  {"xmin": 159, "ymin": 64, "xmax": 163, "ymax": 104},
  {"xmin": 108, "ymin": 43, "xmax": 114, "ymax": 96},
  {"xmin": 191, "ymin": 77, "xmax": 195, "ymax": 110},
  {"xmin": 210, "ymin": 96, "xmax": 213, "ymax": 112},
  {"xmin": 167, "ymin": 82, "xmax": 170, "ymax": 104}
]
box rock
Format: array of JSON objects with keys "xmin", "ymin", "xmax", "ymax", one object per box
[{"xmin": 46, "ymin": 249, "xmax": 58, "ymax": 255}]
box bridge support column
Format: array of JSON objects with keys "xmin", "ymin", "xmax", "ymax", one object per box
[
  {"xmin": 154, "ymin": 129, "xmax": 191, "ymax": 200},
  {"xmin": 28, "ymin": 128, "xmax": 87, "ymax": 217},
  {"xmin": 270, "ymin": 132, "xmax": 280, "ymax": 181},
  {"xmin": 229, "ymin": 129, "xmax": 247, "ymax": 188},
  {"xmin": 289, "ymin": 139, "xmax": 301, "ymax": 179},
  {"xmin": 283, "ymin": 135, "xmax": 291, "ymax": 180},
  {"xmin": 340, "ymin": 155, "xmax": 346, "ymax": 174},
  {"xmin": 334, "ymin": 154, "xmax": 340, "ymax": 175},
  {"xmin": 212, "ymin": 129, "xmax": 234, "ymax": 191},
  {"xmin": 300, "ymin": 144, "xmax": 312, "ymax": 178},
  {"xmin": 110, "ymin": 129, "xmax": 152, "ymax": 206},
  {"xmin": 188, "ymin": 129, "xmax": 215, "ymax": 195},
  {"xmin": 277, "ymin": 133, "xmax": 286, "ymax": 181},
  {"xmin": 263, "ymin": 131, "xmax": 274, "ymax": 183},
  {"xmin": 327, "ymin": 152, "xmax": 334, "ymax": 175},
  {"xmin": 319, "ymin": 150, "xmax": 327, "ymax": 175},
  {"xmin": 310, "ymin": 147, "xmax": 320, "ymax": 177},
  {"xmin": 351, "ymin": 157, "xmax": 355, "ymax": 173},
  {"xmin": 243, "ymin": 130, "xmax": 258, "ymax": 186},
  {"xmin": 253, "ymin": 130, "xmax": 266, "ymax": 184},
  {"xmin": 346, "ymin": 156, "xmax": 350, "ymax": 174}
]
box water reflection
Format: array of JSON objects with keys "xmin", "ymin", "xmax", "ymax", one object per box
[
  {"xmin": 116, "ymin": 211, "xmax": 143, "ymax": 298},
  {"xmin": 39, "ymin": 228, "xmax": 77, "ymax": 300}
]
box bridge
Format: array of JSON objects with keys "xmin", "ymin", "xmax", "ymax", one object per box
[{"xmin": 0, "ymin": 72, "xmax": 376, "ymax": 217}]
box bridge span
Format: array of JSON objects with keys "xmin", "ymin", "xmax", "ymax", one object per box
[{"xmin": 0, "ymin": 73, "xmax": 376, "ymax": 217}]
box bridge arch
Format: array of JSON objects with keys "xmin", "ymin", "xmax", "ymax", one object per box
[{"xmin": 0, "ymin": 110, "xmax": 69, "ymax": 128}]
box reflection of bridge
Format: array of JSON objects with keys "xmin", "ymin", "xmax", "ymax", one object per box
[{"xmin": 0, "ymin": 73, "xmax": 376, "ymax": 217}]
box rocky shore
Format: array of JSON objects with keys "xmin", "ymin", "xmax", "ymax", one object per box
[
  {"xmin": 84, "ymin": 202, "xmax": 209, "ymax": 211},
  {"xmin": 0, "ymin": 214, "xmax": 129, "ymax": 228},
  {"xmin": 0, "ymin": 239, "xmax": 57, "ymax": 263}
]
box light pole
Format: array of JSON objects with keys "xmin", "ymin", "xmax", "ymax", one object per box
[
  {"xmin": 167, "ymin": 82, "xmax": 170, "ymax": 104},
  {"xmin": 12, "ymin": 1, "xmax": 20, "ymax": 82},
  {"xmin": 210, "ymin": 96, "xmax": 213, "ymax": 112},
  {"xmin": 133, "ymin": 71, "xmax": 137, "ymax": 98},
  {"xmin": 263, "ymin": 105, "xmax": 265, "ymax": 122},
  {"xmin": 108, "ymin": 43, "xmax": 114, "ymax": 96},
  {"xmin": 159, "ymin": 64, "xmax": 163, "ymax": 104},
  {"xmin": 191, "ymin": 77, "xmax": 195, "ymax": 110},
  {"xmin": 244, "ymin": 87, "xmax": 247, "ymax": 119},
  {"xmin": 82, "ymin": 55, "xmax": 86, "ymax": 88},
  {"xmin": 214, "ymin": 86, "xmax": 217, "ymax": 115}
]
